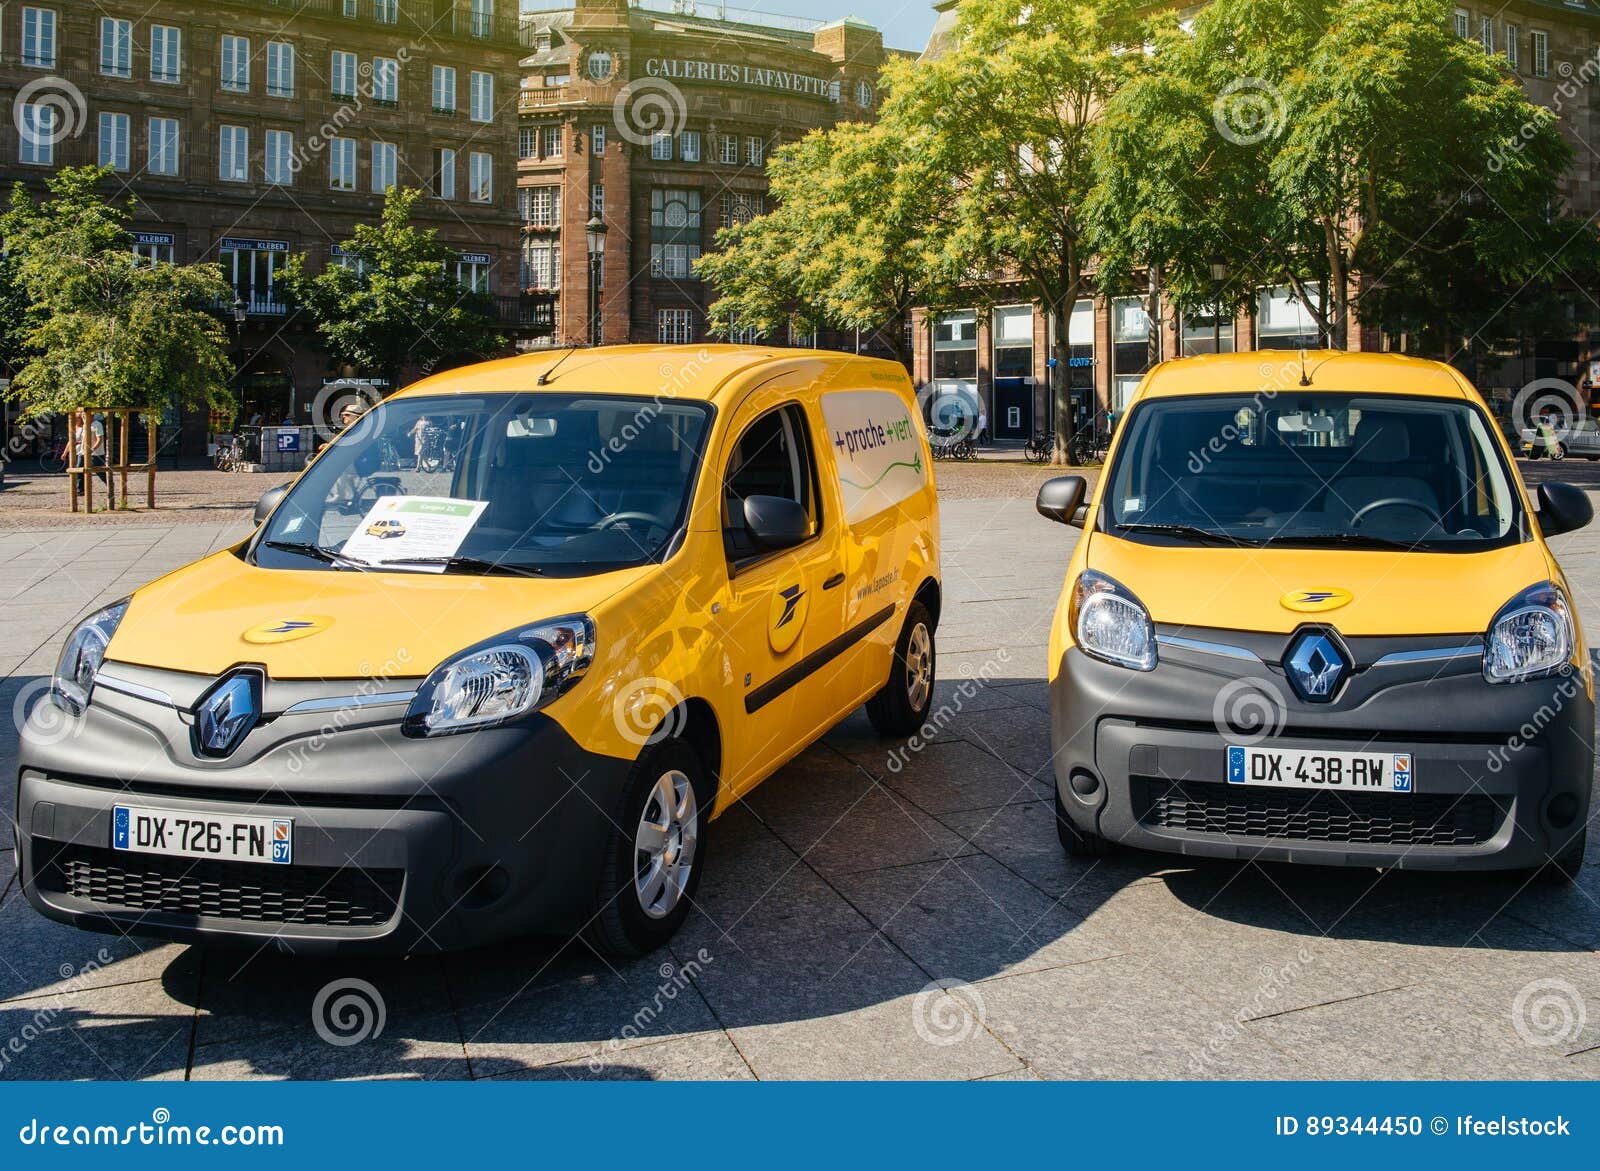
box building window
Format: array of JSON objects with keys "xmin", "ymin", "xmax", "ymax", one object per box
[
  {"xmin": 1067, "ymin": 298, "xmax": 1095, "ymax": 401},
  {"xmin": 265, "ymin": 129, "xmax": 294, "ymax": 186},
  {"xmin": 98, "ymin": 112, "xmax": 130, "ymax": 171},
  {"xmin": 523, "ymin": 186, "xmax": 560, "ymax": 226},
  {"xmin": 151, "ymin": 25, "xmax": 182, "ymax": 84},
  {"xmin": 590, "ymin": 182, "xmax": 604, "ymax": 217},
  {"xmin": 591, "ymin": 124, "xmax": 607, "ymax": 154},
  {"xmin": 329, "ymin": 138, "xmax": 357, "ymax": 190},
  {"xmin": 658, "ymin": 308, "xmax": 694, "ymax": 344},
  {"xmin": 372, "ymin": 141, "xmax": 398, "ymax": 193},
  {"xmin": 1255, "ymin": 283, "xmax": 1325, "ymax": 350},
  {"xmin": 542, "ymin": 126, "xmax": 563, "ymax": 157},
  {"xmin": 470, "ymin": 71, "xmax": 494, "ymax": 122},
  {"xmin": 719, "ymin": 134, "xmax": 738, "ymax": 164},
  {"xmin": 1453, "ymin": 8, "xmax": 1470, "ymax": 38},
  {"xmin": 148, "ymin": 117, "xmax": 180, "ymax": 176},
  {"xmin": 18, "ymin": 103, "xmax": 54, "ymax": 164},
  {"xmin": 679, "ymin": 130, "xmax": 700, "ymax": 162},
  {"xmin": 1111, "ymin": 296, "xmax": 1155, "ymax": 406},
  {"xmin": 432, "ymin": 148, "xmax": 456, "ymax": 199},
  {"xmin": 1180, "ymin": 308, "xmax": 1235, "ymax": 356},
  {"xmin": 651, "ymin": 132, "xmax": 673, "ymax": 161},
  {"xmin": 729, "ymin": 322, "xmax": 761, "ymax": 345},
  {"xmin": 521, "ymin": 239, "xmax": 559, "ymax": 290},
  {"xmin": 331, "ymin": 51, "xmax": 358, "ymax": 99},
  {"xmin": 100, "ymin": 18, "xmax": 132, "ymax": 78},
  {"xmin": 855, "ymin": 80, "xmax": 873, "ymax": 108},
  {"xmin": 745, "ymin": 135, "xmax": 763, "ymax": 166},
  {"xmin": 719, "ymin": 192, "xmax": 763, "ymax": 228},
  {"xmin": 586, "ymin": 49, "xmax": 613, "ymax": 80},
  {"xmin": 471, "ymin": 0, "xmax": 495, "ymax": 38},
  {"xmin": 220, "ymin": 240, "xmax": 287, "ymax": 315},
  {"xmin": 219, "ymin": 125, "xmax": 249, "ymax": 182},
  {"xmin": 469, "ymin": 152, "xmax": 493, "ymax": 202},
  {"xmin": 651, "ymin": 188, "xmax": 702, "ymax": 278},
  {"xmin": 220, "ymin": 35, "xmax": 251, "ymax": 93},
  {"xmin": 933, "ymin": 311, "xmax": 978, "ymax": 380},
  {"xmin": 1532, "ymin": 29, "xmax": 1549, "ymax": 77},
  {"xmin": 266, "ymin": 42, "xmax": 295, "ymax": 98},
  {"xmin": 1506, "ymin": 25, "xmax": 1520, "ymax": 69},
  {"xmin": 433, "ymin": 65, "xmax": 457, "ymax": 113},
  {"xmin": 457, "ymin": 257, "xmax": 491, "ymax": 293},
  {"xmin": 134, "ymin": 236, "xmax": 175, "ymax": 266},
  {"xmin": 992, "ymin": 305, "xmax": 1033, "ymax": 378},
  {"xmin": 21, "ymin": 8, "xmax": 56, "ymax": 69},
  {"xmin": 373, "ymin": 58, "xmax": 398, "ymax": 106},
  {"xmin": 1479, "ymin": 17, "xmax": 1493, "ymax": 54},
  {"xmin": 651, "ymin": 243, "xmax": 700, "ymax": 279},
  {"xmin": 373, "ymin": 0, "xmax": 398, "ymax": 23}
]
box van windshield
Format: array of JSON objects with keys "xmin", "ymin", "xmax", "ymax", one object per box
[
  {"xmin": 1102, "ymin": 393, "xmax": 1525, "ymax": 552},
  {"xmin": 253, "ymin": 393, "xmax": 712, "ymax": 576}
]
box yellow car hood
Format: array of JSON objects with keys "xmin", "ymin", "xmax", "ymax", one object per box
[
  {"xmin": 107, "ymin": 548, "xmax": 647, "ymax": 679},
  {"xmin": 1088, "ymin": 533, "xmax": 1555, "ymax": 636}
]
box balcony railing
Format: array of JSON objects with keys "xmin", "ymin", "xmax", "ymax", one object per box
[
  {"xmin": 495, "ymin": 296, "xmax": 557, "ymax": 329},
  {"xmin": 214, "ymin": 0, "xmax": 527, "ymax": 49}
]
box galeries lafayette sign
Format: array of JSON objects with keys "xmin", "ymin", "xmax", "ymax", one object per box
[{"xmin": 643, "ymin": 57, "xmax": 837, "ymax": 100}]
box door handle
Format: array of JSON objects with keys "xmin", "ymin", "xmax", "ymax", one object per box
[{"xmin": 822, "ymin": 572, "xmax": 846, "ymax": 590}]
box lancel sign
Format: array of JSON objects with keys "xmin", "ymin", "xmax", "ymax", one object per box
[{"xmin": 643, "ymin": 57, "xmax": 838, "ymax": 101}]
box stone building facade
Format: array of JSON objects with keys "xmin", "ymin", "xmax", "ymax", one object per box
[
  {"xmin": 516, "ymin": 0, "xmax": 894, "ymax": 351},
  {"xmin": 0, "ymin": 0, "xmax": 526, "ymax": 454}
]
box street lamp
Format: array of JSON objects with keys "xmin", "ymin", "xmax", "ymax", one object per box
[
  {"xmin": 1208, "ymin": 259, "xmax": 1229, "ymax": 354},
  {"xmin": 585, "ymin": 216, "xmax": 607, "ymax": 347},
  {"xmin": 231, "ymin": 295, "xmax": 247, "ymax": 337}
]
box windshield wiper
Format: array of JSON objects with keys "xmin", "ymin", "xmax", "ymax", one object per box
[
  {"xmin": 1264, "ymin": 532, "xmax": 1421, "ymax": 551},
  {"xmin": 376, "ymin": 555, "xmax": 545, "ymax": 577},
  {"xmin": 261, "ymin": 540, "xmax": 371, "ymax": 570},
  {"xmin": 1114, "ymin": 522, "xmax": 1254, "ymax": 546}
]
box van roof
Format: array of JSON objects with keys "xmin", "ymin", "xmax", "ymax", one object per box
[
  {"xmin": 389, "ymin": 344, "xmax": 910, "ymax": 407},
  {"xmin": 1136, "ymin": 351, "xmax": 1473, "ymax": 402}
]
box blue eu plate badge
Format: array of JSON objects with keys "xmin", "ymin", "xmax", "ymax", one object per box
[
  {"xmin": 1227, "ymin": 746, "xmax": 1246, "ymax": 783},
  {"xmin": 113, "ymin": 806, "xmax": 130, "ymax": 849}
]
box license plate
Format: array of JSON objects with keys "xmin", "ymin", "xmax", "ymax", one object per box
[
  {"xmin": 112, "ymin": 804, "xmax": 293, "ymax": 865},
  {"xmin": 1227, "ymin": 746, "xmax": 1413, "ymax": 793}
]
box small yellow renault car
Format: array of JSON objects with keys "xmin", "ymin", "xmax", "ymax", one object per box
[
  {"xmin": 19, "ymin": 346, "xmax": 940, "ymax": 955},
  {"xmin": 1037, "ymin": 352, "xmax": 1593, "ymax": 881}
]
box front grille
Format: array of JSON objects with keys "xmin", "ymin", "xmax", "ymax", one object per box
[
  {"xmin": 1134, "ymin": 780, "xmax": 1504, "ymax": 847},
  {"xmin": 35, "ymin": 841, "xmax": 403, "ymax": 928}
]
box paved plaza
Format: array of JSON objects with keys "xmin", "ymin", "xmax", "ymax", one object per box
[{"xmin": 0, "ymin": 463, "xmax": 1597, "ymax": 1080}]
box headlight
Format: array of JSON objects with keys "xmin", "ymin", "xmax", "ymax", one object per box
[
  {"xmin": 403, "ymin": 614, "xmax": 595, "ymax": 736},
  {"xmin": 1483, "ymin": 582, "xmax": 1575, "ymax": 684},
  {"xmin": 52, "ymin": 599, "xmax": 130, "ymax": 716},
  {"xmin": 1071, "ymin": 570, "xmax": 1157, "ymax": 671}
]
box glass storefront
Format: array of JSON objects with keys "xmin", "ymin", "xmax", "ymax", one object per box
[
  {"xmin": 933, "ymin": 311, "xmax": 978, "ymax": 380},
  {"xmin": 1257, "ymin": 283, "xmax": 1325, "ymax": 349},
  {"xmin": 1111, "ymin": 296, "xmax": 1154, "ymax": 411},
  {"xmin": 1181, "ymin": 309, "xmax": 1235, "ymax": 356}
]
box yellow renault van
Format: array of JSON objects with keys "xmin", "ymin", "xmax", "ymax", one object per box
[
  {"xmin": 18, "ymin": 346, "xmax": 940, "ymax": 956},
  {"xmin": 1037, "ymin": 352, "xmax": 1593, "ymax": 881}
]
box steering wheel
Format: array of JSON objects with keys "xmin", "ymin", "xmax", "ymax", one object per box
[
  {"xmin": 595, "ymin": 510, "xmax": 669, "ymax": 533},
  {"xmin": 1349, "ymin": 497, "xmax": 1443, "ymax": 529}
]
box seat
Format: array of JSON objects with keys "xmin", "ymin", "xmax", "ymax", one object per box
[{"xmin": 1329, "ymin": 414, "xmax": 1440, "ymax": 529}]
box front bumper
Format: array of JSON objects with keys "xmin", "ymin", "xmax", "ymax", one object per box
[
  {"xmin": 14, "ymin": 663, "xmax": 635, "ymax": 955},
  {"xmin": 1050, "ymin": 627, "xmax": 1594, "ymax": 870}
]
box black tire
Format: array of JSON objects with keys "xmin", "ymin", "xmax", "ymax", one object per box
[
  {"xmin": 1054, "ymin": 787, "xmax": 1114, "ymax": 858},
  {"xmin": 865, "ymin": 601, "xmax": 937, "ymax": 737},
  {"xmin": 584, "ymin": 737, "xmax": 711, "ymax": 958},
  {"xmin": 1532, "ymin": 825, "xmax": 1587, "ymax": 885}
]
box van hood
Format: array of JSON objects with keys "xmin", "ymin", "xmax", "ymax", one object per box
[
  {"xmin": 106, "ymin": 548, "xmax": 649, "ymax": 680},
  {"xmin": 1087, "ymin": 533, "xmax": 1554, "ymax": 636}
]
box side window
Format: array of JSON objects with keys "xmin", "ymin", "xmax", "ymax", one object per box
[{"xmin": 723, "ymin": 403, "xmax": 820, "ymax": 564}]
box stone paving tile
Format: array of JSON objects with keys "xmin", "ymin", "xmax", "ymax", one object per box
[
  {"xmin": 878, "ymin": 738, "xmax": 1051, "ymax": 814},
  {"xmin": 480, "ymin": 1030, "xmax": 754, "ymax": 1081},
  {"xmin": 0, "ymin": 972, "xmax": 197, "ymax": 1081},
  {"xmin": 189, "ymin": 1015, "xmax": 468, "ymax": 1081},
  {"xmin": 940, "ymin": 704, "xmax": 1056, "ymax": 779}
]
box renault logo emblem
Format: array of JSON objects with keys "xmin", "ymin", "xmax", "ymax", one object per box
[
  {"xmin": 194, "ymin": 669, "xmax": 263, "ymax": 758},
  {"xmin": 1284, "ymin": 631, "xmax": 1349, "ymax": 703}
]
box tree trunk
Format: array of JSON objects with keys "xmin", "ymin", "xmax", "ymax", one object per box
[
  {"xmin": 1052, "ymin": 304, "xmax": 1073, "ymax": 465},
  {"xmin": 1145, "ymin": 262, "xmax": 1163, "ymax": 371}
]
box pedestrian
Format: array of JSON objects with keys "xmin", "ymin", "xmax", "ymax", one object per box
[
  {"xmin": 977, "ymin": 405, "xmax": 989, "ymax": 446},
  {"xmin": 73, "ymin": 412, "xmax": 111, "ymax": 496}
]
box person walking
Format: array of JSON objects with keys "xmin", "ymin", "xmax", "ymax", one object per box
[{"xmin": 73, "ymin": 412, "xmax": 110, "ymax": 496}]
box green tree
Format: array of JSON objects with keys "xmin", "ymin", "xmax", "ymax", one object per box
[
  {"xmin": 1090, "ymin": 0, "xmax": 1582, "ymax": 351},
  {"xmin": 0, "ymin": 167, "xmax": 234, "ymax": 420},
  {"xmin": 698, "ymin": 119, "xmax": 957, "ymax": 363},
  {"xmin": 884, "ymin": 0, "xmax": 1148, "ymax": 460},
  {"xmin": 283, "ymin": 186, "xmax": 506, "ymax": 387}
]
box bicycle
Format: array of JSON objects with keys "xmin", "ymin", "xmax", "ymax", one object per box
[{"xmin": 1024, "ymin": 430, "xmax": 1056, "ymax": 464}]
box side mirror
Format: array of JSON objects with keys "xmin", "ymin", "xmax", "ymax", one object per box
[
  {"xmin": 1037, "ymin": 475, "xmax": 1088, "ymax": 528},
  {"xmin": 1536, "ymin": 481, "xmax": 1593, "ymax": 538},
  {"xmin": 743, "ymin": 495, "xmax": 811, "ymax": 551},
  {"xmin": 254, "ymin": 483, "xmax": 291, "ymax": 526}
]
